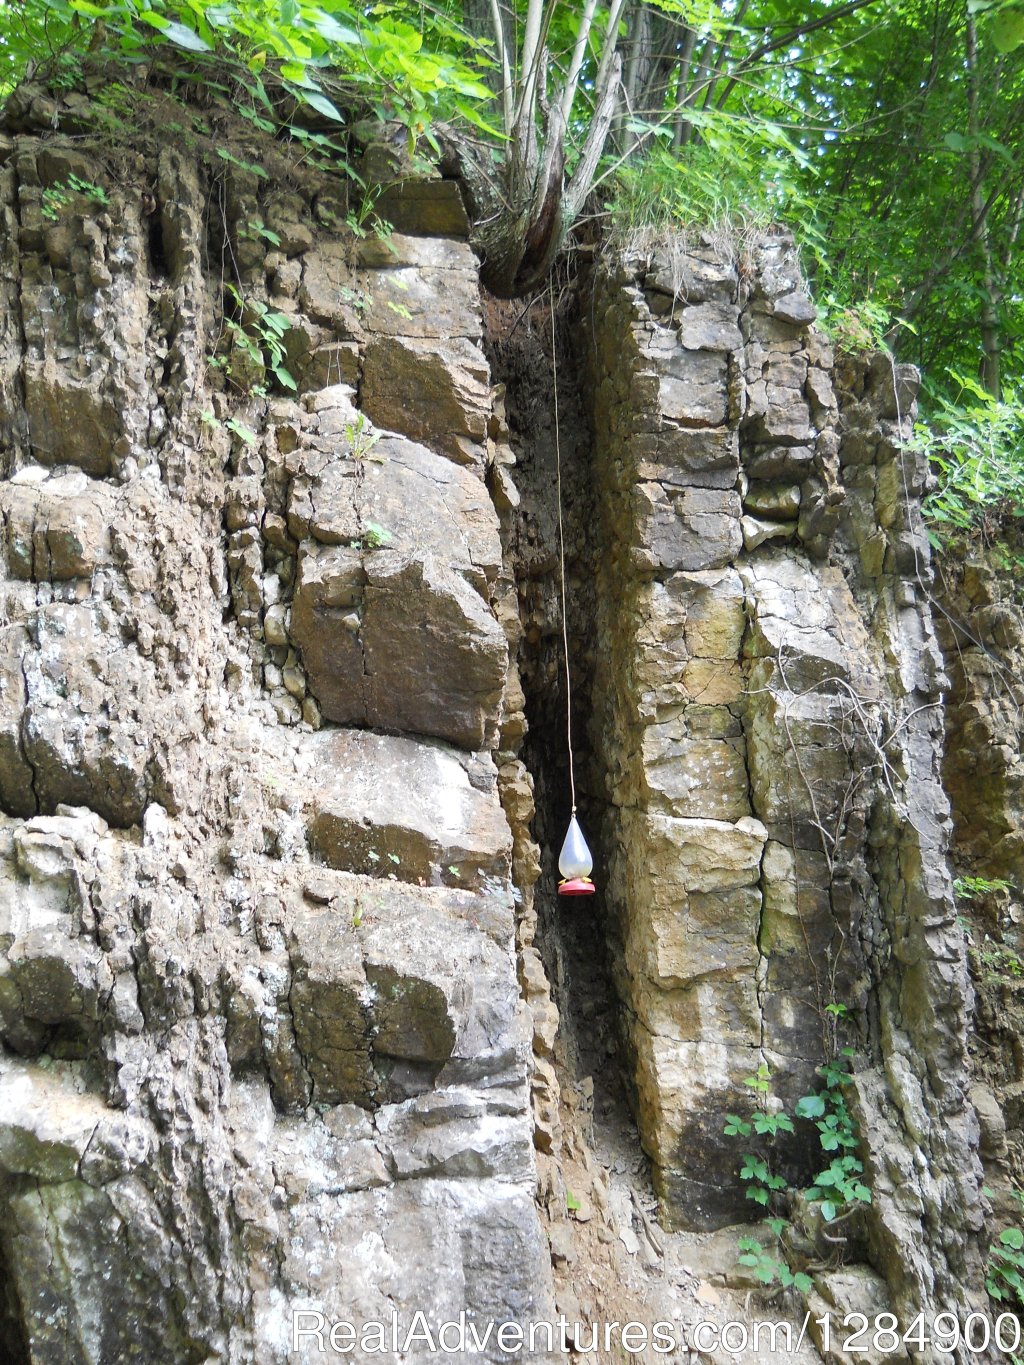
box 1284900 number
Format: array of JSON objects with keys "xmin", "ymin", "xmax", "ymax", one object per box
[{"xmin": 814, "ymin": 1310, "xmax": 1021, "ymax": 1356}]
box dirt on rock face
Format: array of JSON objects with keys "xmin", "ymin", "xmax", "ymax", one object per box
[{"xmin": 0, "ymin": 80, "xmax": 1003, "ymax": 1365}]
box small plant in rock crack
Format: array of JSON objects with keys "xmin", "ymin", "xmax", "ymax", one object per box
[
  {"xmin": 224, "ymin": 417, "xmax": 257, "ymax": 446},
  {"xmin": 214, "ymin": 147, "xmax": 270, "ymax": 180},
  {"xmin": 42, "ymin": 174, "xmax": 110, "ymax": 221},
  {"xmin": 725, "ymin": 1065, "xmax": 796, "ymax": 1177},
  {"xmin": 221, "ymin": 284, "xmax": 296, "ymax": 394},
  {"xmin": 795, "ymin": 1049, "xmax": 872, "ymax": 1224},
  {"xmin": 240, "ymin": 218, "xmax": 282, "ymax": 248},
  {"xmin": 954, "ymin": 874, "xmax": 1013, "ymax": 902},
  {"xmin": 344, "ymin": 413, "xmax": 383, "ymax": 461},
  {"xmin": 978, "ymin": 943, "xmax": 1024, "ymax": 981},
  {"xmin": 725, "ymin": 1065, "xmax": 808, "ymax": 1293},
  {"xmin": 363, "ymin": 522, "xmax": 391, "ymax": 549},
  {"xmin": 986, "ymin": 1189, "xmax": 1024, "ymax": 1309},
  {"xmin": 723, "ymin": 1040, "xmax": 871, "ymax": 1296},
  {"xmin": 364, "ymin": 850, "xmax": 401, "ymax": 880},
  {"xmin": 736, "ymin": 1229, "xmax": 814, "ymax": 1295},
  {"xmin": 339, "ymin": 284, "xmax": 372, "ymax": 318}
]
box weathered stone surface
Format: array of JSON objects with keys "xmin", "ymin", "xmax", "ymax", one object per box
[
  {"xmin": 646, "ymin": 244, "xmax": 737, "ymax": 303},
  {"xmin": 2, "ymin": 606, "xmax": 159, "ymax": 826},
  {"xmin": 583, "ymin": 235, "xmax": 987, "ymax": 1332},
  {"xmin": 745, "ymin": 443, "xmax": 815, "ymax": 481},
  {"xmin": 359, "ymin": 256, "xmax": 481, "ymax": 341},
  {"xmin": 620, "ymin": 811, "xmax": 766, "ymax": 988},
  {"xmin": 361, "ymin": 333, "xmax": 490, "ymax": 464},
  {"xmin": 772, "ymin": 290, "xmax": 817, "ymax": 325},
  {"xmin": 0, "ymin": 1058, "xmax": 150, "ymax": 1184},
  {"xmin": 658, "ymin": 349, "xmax": 729, "ymax": 428},
  {"xmin": 0, "ymin": 471, "xmax": 113, "ymax": 579},
  {"xmin": 0, "ymin": 115, "xmax": 553, "ymax": 1364},
  {"xmin": 741, "ymin": 514, "xmax": 796, "ymax": 550},
  {"xmin": 634, "ymin": 483, "xmax": 743, "ymax": 572},
  {"xmin": 743, "ymin": 482, "xmax": 801, "ymax": 521},
  {"xmin": 647, "ymin": 424, "xmax": 740, "ymax": 487},
  {"xmin": 807, "ymin": 1267, "xmax": 906, "ymax": 1365},
  {"xmin": 638, "ymin": 724, "xmax": 751, "ymax": 820},
  {"xmin": 287, "ymin": 399, "xmax": 507, "ymax": 749},
  {"xmin": 375, "ymin": 177, "xmax": 470, "ymax": 238},
  {"xmin": 22, "ymin": 363, "xmax": 121, "ymax": 476},
  {"xmin": 678, "ymin": 301, "xmax": 743, "ymax": 352},
  {"xmin": 301, "ymin": 728, "xmax": 511, "ymax": 886}
]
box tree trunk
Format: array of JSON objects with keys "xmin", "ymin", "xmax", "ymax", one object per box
[{"xmin": 966, "ymin": 13, "xmax": 1001, "ymax": 396}]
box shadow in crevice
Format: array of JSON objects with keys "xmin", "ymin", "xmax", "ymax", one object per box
[
  {"xmin": 0, "ymin": 1229, "xmax": 29, "ymax": 1365},
  {"xmin": 484, "ymin": 280, "xmax": 637, "ymax": 1156}
]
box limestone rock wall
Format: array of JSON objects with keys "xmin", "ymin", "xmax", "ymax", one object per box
[
  {"xmin": 0, "ymin": 100, "xmax": 553, "ymax": 1363},
  {"xmin": 932, "ymin": 552, "xmax": 1024, "ymax": 1244},
  {"xmin": 0, "ymin": 84, "xmax": 1002, "ymax": 1364},
  {"xmin": 584, "ymin": 236, "xmax": 989, "ymax": 1335}
]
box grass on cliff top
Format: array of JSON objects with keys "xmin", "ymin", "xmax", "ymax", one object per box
[{"xmin": 601, "ymin": 140, "xmax": 900, "ymax": 358}]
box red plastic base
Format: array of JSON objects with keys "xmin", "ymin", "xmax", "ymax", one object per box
[{"xmin": 558, "ymin": 878, "xmax": 596, "ymax": 896}]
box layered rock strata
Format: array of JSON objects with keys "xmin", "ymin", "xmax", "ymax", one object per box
[
  {"xmin": 0, "ymin": 84, "xmax": 998, "ymax": 1365},
  {"xmin": 0, "ymin": 100, "xmax": 552, "ymax": 1363},
  {"xmin": 583, "ymin": 236, "xmax": 989, "ymax": 1337}
]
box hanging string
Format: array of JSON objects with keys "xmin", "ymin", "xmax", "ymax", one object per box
[{"xmin": 550, "ymin": 284, "xmax": 577, "ymax": 816}]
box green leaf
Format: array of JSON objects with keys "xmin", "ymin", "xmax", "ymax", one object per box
[
  {"xmin": 160, "ymin": 19, "xmax": 212, "ymax": 52},
  {"xmin": 793, "ymin": 1272, "xmax": 814, "ymax": 1294},
  {"xmin": 280, "ymin": 60, "xmax": 313, "ymax": 85},
  {"xmin": 992, "ymin": 6, "xmax": 1024, "ymax": 51},
  {"xmin": 1001, "ymin": 1227, "xmax": 1024, "ymax": 1250},
  {"xmin": 820, "ymin": 1199, "xmax": 837, "ymax": 1222},
  {"xmin": 795, "ymin": 1094, "xmax": 826, "ymax": 1119},
  {"xmin": 297, "ymin": 89, "xmax": 345, "ymax": 122},
  {"xmin": 225, "ymin": 418, "xmax": 257, "ymax": 445},
  {"xmin": 314, "ymin": 14, "xmax": 361, "ymax": 44}
]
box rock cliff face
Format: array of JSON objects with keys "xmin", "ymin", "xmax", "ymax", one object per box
[
  {"xmin": 577, "ymin": 240, "xmax": 989, "ymax": 1332},
  {"xmin": 933, "ymin": 551, "xmax": 1024, "ymax": 1264},
  {"xmin": 0, "ymin": 90, "xmax": 1000, "ymax": 1364},
  {"xmin": 0, "ymin": 101, "xmax": 550, "ymax": 1363}
]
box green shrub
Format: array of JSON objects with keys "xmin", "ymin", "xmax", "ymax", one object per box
[{"xmin": 916, "ymin": 373, "xmax": 1024, "ymax": 546}]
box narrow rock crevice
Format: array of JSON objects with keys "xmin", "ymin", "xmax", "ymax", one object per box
[
  {"xmin": 0, "ymin": 1241, "xmax": 30, "ymax": 1365},
  {"xmin": 485, "ymin": 283, "xmax": 628, "ymax": 1106}
]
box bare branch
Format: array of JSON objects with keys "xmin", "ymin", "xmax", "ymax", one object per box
[
  {"xmin": 558, "ymin": 0, "xmax": 601, "ymax": 128},
  {"xmin": 488, "ymin": 0, "xmax": 514, "ymax": 132},
  {"xmin": 565, "ymin": 49, "xmax": 623, "ymax": 220}
]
